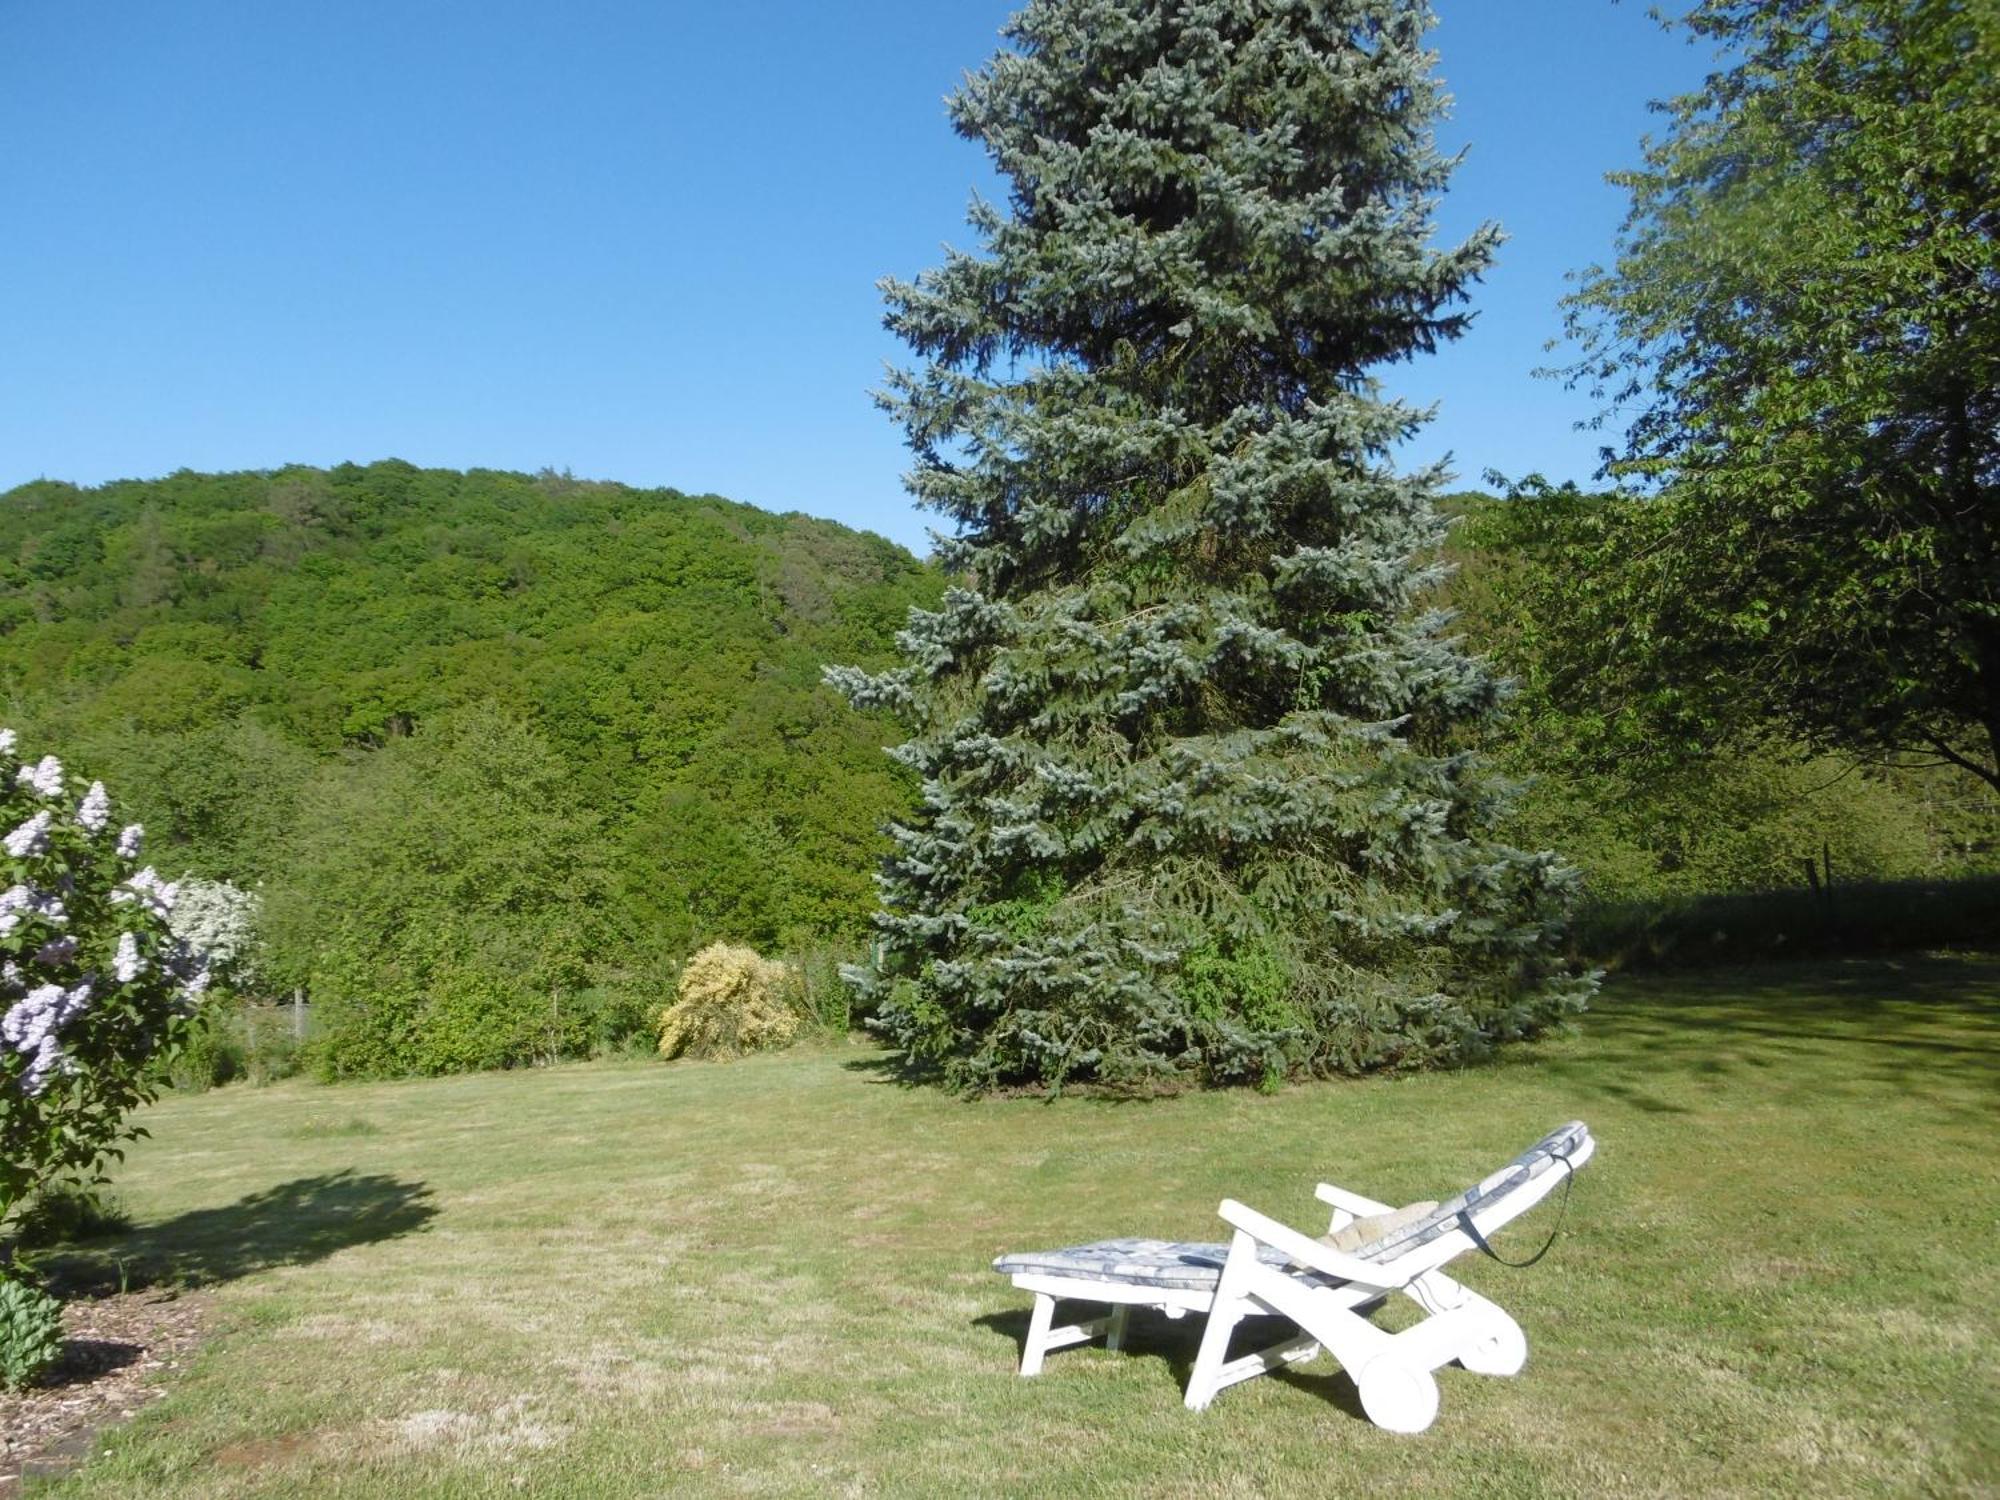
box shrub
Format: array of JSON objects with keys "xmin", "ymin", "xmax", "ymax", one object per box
[
  {"xmin": 0, "ymin": 733, "xmax": 213, "ymax": 1236},
  {"xmin": 167, "ymin": 877, "xmax": 261, "ymax": 990},
  {"xmin": 267, "ymin": 705, "xmax": 607, "ymax": 1081},
  {"xmin": 167, "ymin": 1004, "xmax": 246, "ymax": 1090},
  {"xmin": 657, "ymin": 943, "xmax": 799, "ymax": 1060},
  {"xmin": 568, "ymin": 985, "xmax": 658, "ymax": 1057},
  {"xmin": 236, "ymin": 1003, "xmax": 306, "ymax": 1085},
  {"xmin": 1576, "ymin": 874, "xmax": 2000, "ymax": 971},
  {"xmin": 0, "ymin": 1272, "xmax": 64, "ymax": 1391},
  {"xmin": 162, "ymin": 1000, "xmax": 305, "ymax": 1092},
  {"xmin": 788, "ymin": 941, "xmax": 868, "ymax": 1034},
  {"xmin": 11, "ymin": 1180, "xmax": 130, "ymax": 1249}
]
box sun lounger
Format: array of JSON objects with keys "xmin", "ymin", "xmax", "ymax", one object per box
[{"xmin": 992, "ymin": 1121, "xmax": 1593, "ymax": 1432}]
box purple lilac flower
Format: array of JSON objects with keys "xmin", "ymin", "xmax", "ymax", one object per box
[
  {"xmin": 116, "ymin": 824, "xmax": 144, "ymax": 860},
  {"xmin": 0, "ymin": 883, "xmax": 61, "ymax": 937},
  {"xmin": 16, "ymin": 756, "xmax": 64, "ymax": 798},
  {"xmin": 35, "ymin": 935, "xmax": 78, "ymax": 967},
  {"xmin": 5, "ymin": 810, "xmax": 53, "ymax": 859},
  {"xmin": 114, "ymin": 931, "xmax": 144, "ymax": 983},
  {"xmin": 112, "ymin": 867, "xmax": 178, "ymax": 919},
  {"xmin": 76, "ymin": 781, "xmax": 111, "ymax": 834},
  {"xmin": 3, "ymin": 979, "xmax": 91, "ymax": 1095},
  {"xmin": 0, "ymin": 729, "xmax": 16, "ymax": 756}
]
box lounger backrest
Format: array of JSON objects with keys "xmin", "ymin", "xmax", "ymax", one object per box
[{"xmin": 1352, "ymin": 1121, "xmax": 1591, "ymax": 1264}]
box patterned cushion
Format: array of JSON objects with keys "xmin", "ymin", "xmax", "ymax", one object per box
[
  {"xmin": 1322, "ymin": 1199, "xmax": 1439, "ymax": 1254},
  {"xmin": 1349, "ymin": 1121, "xmax": 1592, "ymax": 1264},
  {"xmin": 993, "ymin": 1237, "xmax": 1337, "ymax": 1292},
  {"xmin": 993, "ymin": 1123, "xmax": 1592, "ymax": 1285}
]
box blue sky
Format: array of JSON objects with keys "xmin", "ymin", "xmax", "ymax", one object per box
[{"xmin": 0, "ymin": 2, "xmax": 1707, "ymax": 553}]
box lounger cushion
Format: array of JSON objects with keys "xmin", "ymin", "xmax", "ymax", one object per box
[
  {"xmin": 1351, "ymin": 1121, "xmax": 1591, "ymax": 1264},
  {"xmin": 994, "ymin": 1237, "xmax": 1341, "ymax": 1293},
  {"xmin": 1322, "ymin": 1199, "xmax": 1439, "ymax": 1254}
]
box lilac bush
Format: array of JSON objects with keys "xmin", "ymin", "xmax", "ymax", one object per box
[{"xmin": 0, "ymin": 733, "xmax": 211, "ymax": 1235}]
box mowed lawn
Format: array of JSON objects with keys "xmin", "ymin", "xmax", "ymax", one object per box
[{"xmin": 33, "ymin": 955, "xmax": 2000, "ymax": 1498}]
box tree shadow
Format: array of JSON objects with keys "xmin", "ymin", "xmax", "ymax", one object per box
[
  {"xmin": 1522, "ymin": 953, "xmax": 2000, "ymax": 1121},
  {"xmin": 841, "ymin": 1052, "xmax": 926, "ymax": 1087},
  {"xmin": 41, "ymin": 1171, "xmax": 437, "ymax": 1299}
]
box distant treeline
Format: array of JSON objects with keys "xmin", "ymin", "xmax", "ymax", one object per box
[
  {"xmin": 1443, "ymin": 491, "xmax": 1996, "ymax": 905},
  {"xmin": 0, "ymin": 465, "xmax": 1987, "ymax": 1076}
]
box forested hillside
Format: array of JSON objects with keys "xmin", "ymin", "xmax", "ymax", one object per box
[
  {"xmin": 1, "ymin": 462, "xmax": 1987, "ymax": 1078},
  {"xmin": 0, "ymin": 462, "xmax": 941, "ymax": 1068}
]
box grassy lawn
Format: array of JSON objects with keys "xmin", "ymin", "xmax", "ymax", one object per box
[{"xmin": 30, "ymin": 954, "xmax": 1999, "ymax": 1498}]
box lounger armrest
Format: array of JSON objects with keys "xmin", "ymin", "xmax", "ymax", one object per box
[
  {"xmin": 1216, "ymin": 1199, "xmax": 1414, "ymax": 1288},
  {"xmin": 1314, "ymin": 1182, "xmax": 1393, "ymax": 1218}
]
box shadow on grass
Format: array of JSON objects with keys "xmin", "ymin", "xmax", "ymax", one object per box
[
  {"xmin": 1527, "ymin": 953, "xmax": 2000, "ymax": 1119},
  {"xmin": 43, "ymin": 1170, "xmax": 437, "ymax": 1299},
  {"xmin": 973, "ymin": 1305, "xmax": 1371, "ymax": 1420}
]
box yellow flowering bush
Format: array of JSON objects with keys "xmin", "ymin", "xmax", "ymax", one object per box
[{"xmin": 657, "ymin": 944, "xmax": 799, "ymax": 1060}]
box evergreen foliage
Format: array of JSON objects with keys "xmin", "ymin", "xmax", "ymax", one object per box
[{"xmin": 830, "ymin": 0, "xmax": 1593, "ymax": 1091}]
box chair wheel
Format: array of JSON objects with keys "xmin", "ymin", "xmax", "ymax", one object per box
[
  {"xmin": 1357, "ymin": 1357, "xmax": 1440, "ymax": 1433},
  {"xmin": 1459, "ymin": 1316, "xmax": 1528, "ymax": 1376}
]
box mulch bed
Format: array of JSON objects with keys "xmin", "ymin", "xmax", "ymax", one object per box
[{"xmin": 0, "ymin": 1289, "xmax": 212, "ymax": 1493}]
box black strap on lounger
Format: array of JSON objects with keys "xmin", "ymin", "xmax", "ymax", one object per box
[{"xmin": 1457, "ymin": 1150, "xmax": 1577, "ymax": 1269}]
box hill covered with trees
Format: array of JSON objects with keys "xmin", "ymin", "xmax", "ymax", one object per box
[
  {"xmin": 0, "ymin": 460, "xmax": 1985, "ymax": 1079},
  {"xmin": 0, "ymin": 462, "xmax": 941, "ymax": 1069}
]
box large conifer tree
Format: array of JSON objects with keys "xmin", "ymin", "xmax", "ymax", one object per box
[{"xmin": 830, "ymin": 0, "xmax": 1591, "ymax": 1091}]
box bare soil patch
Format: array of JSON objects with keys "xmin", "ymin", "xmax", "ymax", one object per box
[{"xmin": 0, "ymin": 1288, "xmax": 212, "ymax": 1493}]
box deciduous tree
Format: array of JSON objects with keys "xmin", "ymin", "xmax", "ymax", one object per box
[{"xmin": 1556, "ymin": 0, "xmax": 2000, "ymax": 790}]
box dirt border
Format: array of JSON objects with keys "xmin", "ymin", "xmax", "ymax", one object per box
[{"xmin": 0, "ymin": 1288, "xmax": 213, "ymax": 1493}]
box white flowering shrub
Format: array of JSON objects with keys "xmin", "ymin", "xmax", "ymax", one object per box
[
  {"xmin": 0, "ymin": 732, "xmax": 211, "ymax": 1233},
  {"xmin": 168, "ymin": 878, "xmax": 261, "ymax": 989}
]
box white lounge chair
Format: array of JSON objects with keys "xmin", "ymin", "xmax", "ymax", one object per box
[{"xmin": 992, "ymin": 1122, "xmax": 1593, "ymax": 1433}]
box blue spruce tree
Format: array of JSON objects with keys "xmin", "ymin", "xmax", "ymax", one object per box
[{"xmin": 829, "ymin": 0, "xmax": 1593, "ymax": 1091}]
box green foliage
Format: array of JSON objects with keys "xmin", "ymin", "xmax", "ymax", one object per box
[
  {"xmin": 830, "ymin": 0, "xmax": 1592, "ymax": 1093},
  {"xmin": 788, "ymin": 941, "xmax": 870, "ymax": 1035},
  {"xmin": 9, "ymin": 1180, "xmax": 131, "ymax": 1250},
  {"xmin": 165, "ymin": 1001, "xmax": 306, "ymax": 1091},
  {"xmin": 0, "ymin": 738, "xmax": 212, "ymax": 1234},
  {"xmin": 1553, "ymin": 0, "xmax": 2000, "ymax": 791},
  {"xmin": 165, "ymin": 1005, "xmax": 247, "ymax": 1091},
  {"xmin": 1575, "ymin": 875, "xmax": 2000, "ymax": 972},
  {"xmin": 0, "ymin": 1272, "xmax": 64, "ymax": 1392},
  {"xmin": 1449, "ymin": 489, "xmax": 1998, "ymax": 904},
  {"xmin": 0, "ymin": 463, "xmax": 941, "ymax": 1073},
  {"xmin": 264, "ymin": 704, "xmax": 609, "ymax": 1078},
  {"xmin": 1177, "ymin": 939, "xmax": 1300, "ymax": 1090}
]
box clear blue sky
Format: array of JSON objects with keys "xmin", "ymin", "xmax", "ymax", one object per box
[{"xmin": 0, "ymin": 1, "xmax": 1707, "ymax": 554}]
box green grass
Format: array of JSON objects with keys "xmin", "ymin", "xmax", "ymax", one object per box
[{"xmin": 33, "ymin": 955, "xmax": 2000, "ymax": 1497}]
